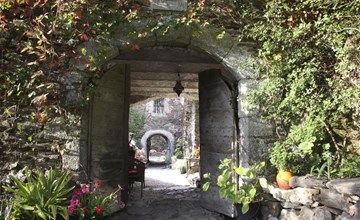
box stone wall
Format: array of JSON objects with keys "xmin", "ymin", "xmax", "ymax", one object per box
[
  {"xmin": 0, "ymin": 71, "xmax": 84, "ymax": 200},
  {"xmin": 261, "ymin": 176, "xmax": 360, "ymax": 220}
]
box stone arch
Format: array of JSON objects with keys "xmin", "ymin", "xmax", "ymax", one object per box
[
  {"xmin": 78, "ymin": 17, "xmax": 273, "ymax": 217},
  {"xmin": 140, "ymin": 129, "xmax": 175, "ymax": 158}
]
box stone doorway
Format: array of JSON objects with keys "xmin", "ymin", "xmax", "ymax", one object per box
[
  {"xmin": 141, "ymin": 131, "xmax": 174, "ymax": 163},
  {"xmin": 82, "ymin": 44, "xmax": 269, "ymax": 218}
]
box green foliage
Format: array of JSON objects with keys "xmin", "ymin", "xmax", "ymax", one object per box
[
  {"xmin": 203, "ymin": 158, "xmax": 267, "ymax": 214},
  {"xmin": 0, "ymin": 0, "xmax": 139, "ymax": 162},
  {"xmin": 128, "ymin": 108, "xmax": 145, "ymax": 141},
  {"xmin": 2, "ymin": 167, "xmax": 74, "ymax": 220},
  {"xmin": 174, "ymin": 137, "xmax": 186, "ymax": 159},
  {"xmin": 189, "ymin": 0, "xmax": 360, "ymax": 176},
  {"xmin": 337, "ymin": 156, "xmax": 360, "ymax": 178}
]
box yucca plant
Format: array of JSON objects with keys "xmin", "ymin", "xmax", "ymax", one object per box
[{"xmin": 3, "ymin": 167, "xmax": 74, "ymax": 220}]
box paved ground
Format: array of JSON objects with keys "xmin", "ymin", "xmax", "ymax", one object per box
[{"xmin": 106, "ymin": 163, "xmax": 225, "ymax": 220}]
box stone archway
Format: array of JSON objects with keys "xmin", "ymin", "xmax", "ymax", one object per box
[
  {"xmin": 140, "ymin": 129, "xmax": 175, "ymax": 159},
  {"xmin": 78, "ymin": 18, "xmax": 274, "ymax": 218}
]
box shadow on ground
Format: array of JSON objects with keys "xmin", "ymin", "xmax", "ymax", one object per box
[{"xmin": 105, "ymin": 162, "xmax": 225, "ymax": 220}]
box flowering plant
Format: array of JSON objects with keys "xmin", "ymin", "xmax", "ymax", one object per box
[
  {"xmin": 192, "ymin": 144, "xmax": 200, "ymax": 158},
  {"xmin": 67, "ymin": 180, "xmax": 125, "ymax": 219}
]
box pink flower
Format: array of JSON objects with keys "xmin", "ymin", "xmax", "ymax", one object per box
[
  {"xmin": 94, "ymin": 180, "xmax": 103, "ymax": 188},
  {"xmin": 119, "ymin": 201, "xmax": 126, "ymax": 209},
  {"xmin": 118, "ymin": 184, "xmax": 124, "ymax": 191},
  {"xmin": 67, "ymin": 205, "xmax": 75, "ymax": 215},
  {"xmin": 81, "ymin": 183, "xmax": 90, "ymax": 194},
  {"xmin": 70, "ymin": 199, "xmax": 79, "ymax": 206},
  {"xmin": 95, "ymin": 205, "xmax": 104, "ymax": 215},
  {"xmin": 72, "ymin": 188, "xmax": 83, "ymax": 199}
]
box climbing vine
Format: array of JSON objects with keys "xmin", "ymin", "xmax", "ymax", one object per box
[
  {"xmin": 188, "ymin": 0, "xmax": 360, "ymax": 176},
  {"xmin": 0, "ymin": 0, "xmax": 140, "ymax": 151}
]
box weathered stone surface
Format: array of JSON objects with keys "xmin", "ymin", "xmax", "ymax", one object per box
[
  {"xmin": 261, "ymin": 200, "xmax": 281, "ymax": 220},
  {"xmin": 289, "ymin": 176, "xmax": 327, "ymax": 188},
  {"xmin": 326, "ymin": 178, "xmax": 360, "ymax": 196},
  {"xmin": 239, "ymin": 117, "xmax": 274, "ymax": 138},
  {"xmin": 191, "ymin": 26, "xmax": 235, "ymax": 60},
  {"xmin": 266, "ymin": 184, "xmax": 292, "ymax": 201},
  {"xmin": 289, "ymin": 188, "xmax": 319, "ymax": 205},
  {"xmin": 155, "ymin": 21, "xmax": 191, "ymax": 46},
  {"xmin": 279, "ymin": 209, "xmax": 300, "ymax": 220},
  {"xmin": 281, "ymin": 201, "xmax": 302, "ymax": 209},
  {"xmin": 335, "ymin": 212, "xmax": 354, "ymax": 220},
  {"xmin": 313, "ymin": 207, "xmax": 333, "ymax": 220},
  {"xmin": 62, "ymin": 154, "xmax": 79, "ymax": 171},
  {"xmin": 349, "ymin": 200, "xmax": 360, "ymax": 218},
  {"xmin": 267, "ymin": 184, "xmax": 318, "ymax": 206},
  {"xmin": 150, "ymin": 0, "xmax": 187, "ymax": 11},
  {"xmin": 299, "ymin": 206, "xmax": 315, "ymax": 219},
  {"xmin": 318, "ymin": 189, "xmax": 348, "ymax": 212}
]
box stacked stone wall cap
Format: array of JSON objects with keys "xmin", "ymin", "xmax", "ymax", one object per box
[
  {"xmin": 326, "ymin": 178, "xmax": 360, "ymax": 196},
  {"xmin": 289, "ymin": 175, "xmax": 327, "ymax": 188}
]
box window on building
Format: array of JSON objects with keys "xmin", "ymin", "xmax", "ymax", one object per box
[{"xmin": 153, "ymin": 98, "xmax": 164, "ymax": 114}]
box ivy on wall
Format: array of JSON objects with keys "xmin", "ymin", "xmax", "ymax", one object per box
[
  {"xmin": 188, "ymin": 0, "xmax": 360, "ymax": 175},
  {"xmin": 0, "ymin": 0, "xmax": 139, "ymax": 151},
  {"xmin": 1, "ymin": 0, "xmax": 359, "ymax": 180}
]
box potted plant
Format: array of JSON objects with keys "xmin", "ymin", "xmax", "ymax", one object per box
[{"xmin": 269, "ymin": 143, "xmax": 295, "ymax": 189}]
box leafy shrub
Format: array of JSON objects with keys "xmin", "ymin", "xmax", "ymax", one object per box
[
  {"xmin": 203, "ymin": 158, "xmax": 267, "ymax": 214},
  {"xmin": 3, "ymin": 167, "xmax": 74, "ymax": 220},
  {"xmin": 337, "ymin": 156, "xmax": 360, "ymax": 178}
]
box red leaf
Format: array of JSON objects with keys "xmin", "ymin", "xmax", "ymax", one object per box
[
  {"xmin": 79, "ymin": 33, "xmax": 88, "ymax": 41},
  {"xmin": 12, "ymin": 8, "xmax": 21, "ymax": 16},
  {"xmin": 131, "ymin": 45, "xmax": 140, "ymax": 51}
]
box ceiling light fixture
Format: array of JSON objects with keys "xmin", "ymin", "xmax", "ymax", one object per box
[{"xmin": 173, "ymin": 72, "xmax": 184, "ymax": 97}]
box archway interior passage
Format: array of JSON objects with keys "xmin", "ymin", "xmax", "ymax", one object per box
[
  {"xmin": 121, "ymin": 46, "xmax": 237, "ymax": 215},
  {"xmin": 147, "ymin": 134, "xmax": 168, "ymax": 163}
]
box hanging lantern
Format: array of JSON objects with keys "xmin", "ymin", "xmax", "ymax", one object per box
[{"xmin": 173, "ymin": 72, "xmax": 184, "ymax": 96}]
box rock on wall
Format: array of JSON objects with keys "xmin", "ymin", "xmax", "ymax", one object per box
[{"xmin": 261, "ymin": 176, "xmax": 360, "ymax": 220}]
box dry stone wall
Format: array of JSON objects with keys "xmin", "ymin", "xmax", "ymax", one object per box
[{"xmin": 261, "ymin": 176, "xmax": 360, "ymax": 220}]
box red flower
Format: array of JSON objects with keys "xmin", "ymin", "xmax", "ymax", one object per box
[
  {"xmin": 94, "ymin": 180, "xmax": 103, "ymax": 188},
  {"xmin": 95, "ymin": 206, "xmax": 104, "ymax": 215}
]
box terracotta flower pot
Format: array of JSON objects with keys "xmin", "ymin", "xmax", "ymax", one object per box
[{"xmin": 276, "ymin": 170, "xmax": 293, "ymax": 189}]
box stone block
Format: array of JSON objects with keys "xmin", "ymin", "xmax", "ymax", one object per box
[
  {"xmin": 237, "ymin": 79, "xmax": 259, "ymax": 117},
  {"xmin": 289, "ymin": 188, "xmax": 319, "ymax": 205},
  {"xmin": 155, "ymin": 21, "xmax": 191, "ymax": 46},
  {"xmin": 313, "ymin": 207, "xmax": 333, "ymax": 220},
  {"xmin": 267, "ymin": 184, "xmax": 293, "ymax": 201},
  {"xmin": 335, "ymin": 212, "xmax": 354, "ymax": 220},
  {"xmin": 279, "ymin": 209, "xmax": 300, "ymax": 220},
  {"xmin": 318, "ymin": 189, "xmax": 347, "ymax": 212},
  {"xmin": 326, "ymin": 178, "xmax": 360, "ymax": 196},
  {"xmin": 349, "ymin": 200, "xmax": 360, "ymax": 218},
  {"xmin": 299, "ymin": 206, "xmax": 315, "ymax": 219},
  {"xmin": 289, "ymin": 176, "xmax": 327, "ymax": 188},
  {"xmin": 281, "ymin": 202, "xmax": 302, "ymax": 209},
  {"xmin": 239, "ymin": 117, "xmax": 274, "ymax": 138},
  {"xmin": 62, "ymin": 154, "xmax": 80, "ymax": 171},
  {"xmin": 190, "ymin": 26, "xmax": 235, "ymax": 61}
]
